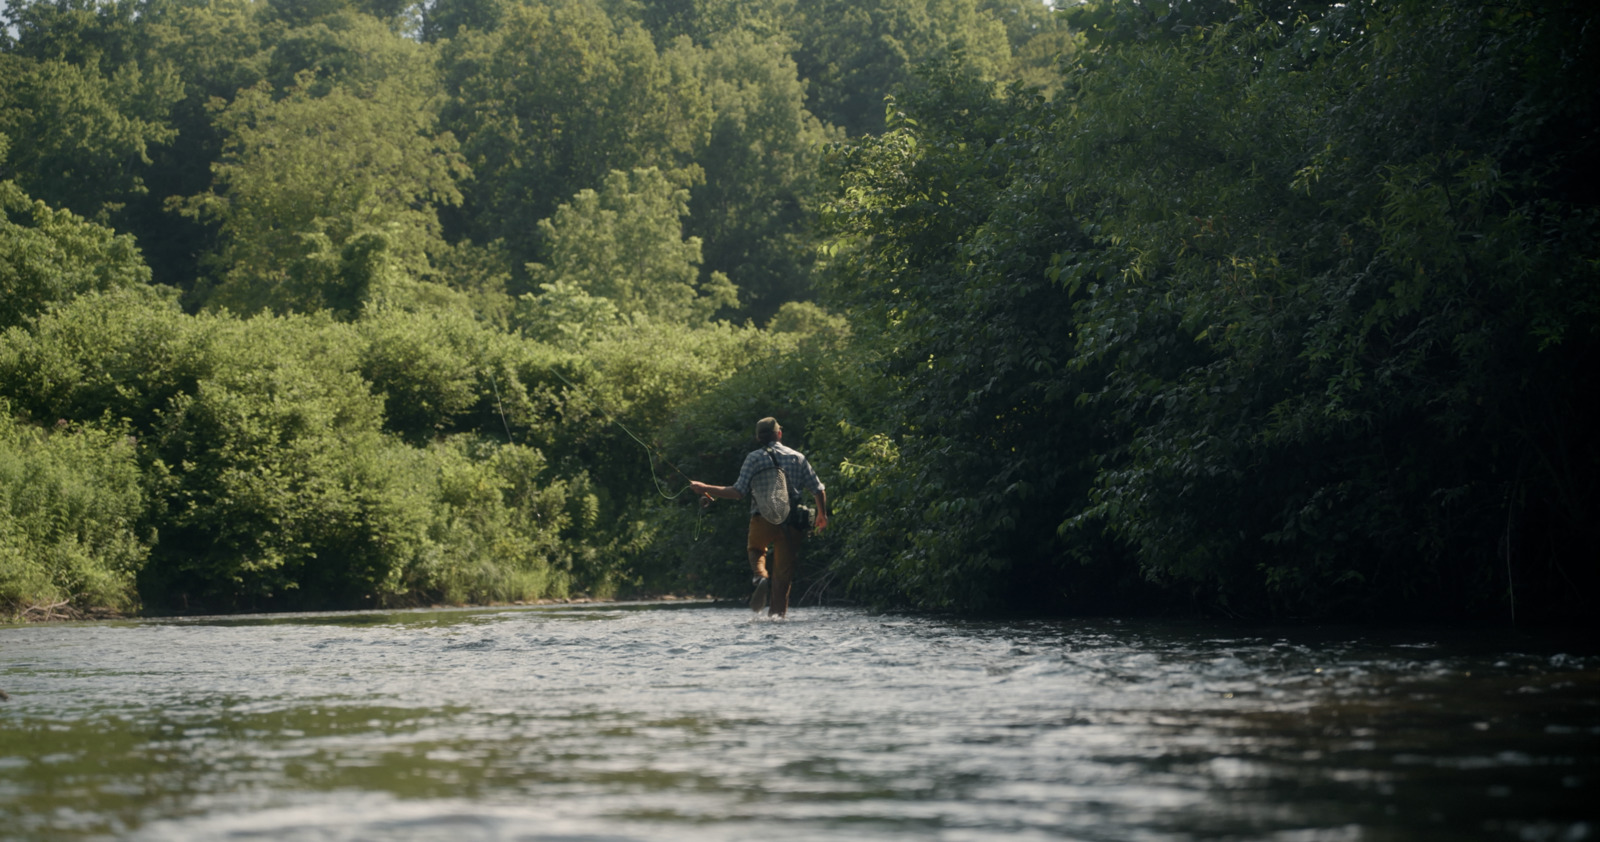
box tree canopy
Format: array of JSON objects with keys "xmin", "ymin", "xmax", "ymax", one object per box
[
  {"xmin": 818, "ymin": 0, "xmax": 1600, "ymax": 620},
  {"xmin": 1, "ymin": 0, "xmax": 1594, "ymax": 627}
]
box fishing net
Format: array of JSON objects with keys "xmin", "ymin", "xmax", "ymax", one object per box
[{"xmin": 751, "ymin": 448, "xmax": 791, "ymax": 525}]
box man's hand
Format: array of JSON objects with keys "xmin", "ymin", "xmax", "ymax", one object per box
[
  {"xmin": 690, "ymin": 480, "xmax": 726, "ymax": 505},
  {"xmin": 814, "ymin": 509, "xmax": 829, "ymax": 533}
]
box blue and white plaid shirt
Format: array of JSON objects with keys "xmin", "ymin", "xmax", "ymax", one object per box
[{"xmin": 732, "ymin": 441, "xmax": 824, "ymax": 516}]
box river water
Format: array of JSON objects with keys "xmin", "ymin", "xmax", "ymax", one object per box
[{"xmin": 1, "ymin": 602, "xmax": 1596, "ymax": 841}]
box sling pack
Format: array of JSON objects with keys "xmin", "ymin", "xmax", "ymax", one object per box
[{"xmin": 750, "ymin": 446, "xmax": 791, "ymax": 525}]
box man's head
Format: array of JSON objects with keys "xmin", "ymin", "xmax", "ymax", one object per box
[{"xmin": 756, "ymin": 416, "xmax": 782, "ymax": 443}]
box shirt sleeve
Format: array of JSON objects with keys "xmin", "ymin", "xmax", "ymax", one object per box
[
  {"xmin": 794, "ymin": 454, "xmax": 824, "ymax": 496},
  {"xmin": 731, "ymin": 450, "xmax": 765, "ymax": 498}
]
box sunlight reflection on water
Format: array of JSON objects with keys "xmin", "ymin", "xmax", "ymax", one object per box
[{"xmin": 1, "ymin": 603, "xmax": 1596, "ymax": 841}]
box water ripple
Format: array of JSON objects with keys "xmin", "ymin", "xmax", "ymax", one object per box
[{"xmin": 1, "ymin": 605, "xmax": 1596, "ymax": 841}]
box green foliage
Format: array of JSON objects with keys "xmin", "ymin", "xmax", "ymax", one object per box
[
  {"xmin": 979, "ymin": 0, "xmax": 1060, "ymax": 52},
  {"xmin": 126, "ymin": 0, "xmax": 274, "ymax": 286},
  {"xmin": 428, "ymin": 237, "xmax": 517, "ymax": 325},
  {"xmin": 417, "ymin": 0, "xmax": 515, "ymax": 42},
  {"xmin": 789, "ymin": 0, "xmax": 1013, "ymax": 134},
  {"xmin": 175, "ymin": 72, "xmax": 467, "ymax": 316},
  {"xmin": 118, "ymin": 310, "xmax": 587, "ymax": 612},
  {"xmin": 1048, "ymin": 1, "xmax": 1600, "ymax": 619},
  {"xmin": 633, "ymin": 0, "xmax": 796, "ymax": 46},
  {"xmin": 136, "ymin": 0, "xmax": 272, "ymax": 108},
  {"xmin": 0, "ymin": 1, "xmax": 182, "ymax": 222},
  {"xmin": 688, "ymin": 29, "xmax": 838, "ymax": 319},
  {"xmin": 0, "ymin": 286, "xmax": 196, "ymax": 433},
  {"xmin": 514, "ymin": 281, "xmax": 622, "ymax": 350},
  {"xmin": 820, "ymin": 0, "xmax": 1600, "ymax": 621},
  {"xmin": 1003, "ymin": 13, "xmax": 1075, "ymax": 96},
  {"xmin": 439, "ymin": 0, "xmax": 710, "ymax": 275},
  {"xmin": 819, "ymin": 61, "xmax": 1120, "ymax": 611},
  {"xmin": 520, "ymin": 167, "xmax": 737, "ymax": 331},
  {"xmin": 0, "ymin": 290, "xmax": 589, "ymax": 613},
  {"xmin": 0, "ymin": 406, "xmax": 149, "ymax": 620},
  {"xmin": 134, "ymin": 312, "xmax": 389, "ymax": 606},
  {"xmin": 262, "ymin": 8, "xmax": 440, "ymax": 99},
  {"xmin": 356, "ymin": 306, "xmax": 491, "ymax": 443},
  {"xmin": 357, "ymin": 435, "xmax": 581, "ymax": 607},
  {"xmin": 0, "ymin": 179, "xmax": 154, "ymax": 331},
  {"xmin": 2, "ymin": 0, "xmax": 1048, "ymax": 324}
]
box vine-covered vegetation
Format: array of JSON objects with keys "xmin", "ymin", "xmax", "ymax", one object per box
[{"xmin": 1, "ymin": 0, "xmax": 1594, "ymax": 624}]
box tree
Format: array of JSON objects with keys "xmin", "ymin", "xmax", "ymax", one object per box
[
  {"xmin": 174, "ymin": 75, "xmax": 467, "ymax": 316},
  {"xmin": 821, "ymin": 0, "xmax": 1600, "ymax": 621},
  {"xmin": 261, "ymin": 7, "xmax": 441, "ymax": 99},
  {"xmin": 1043, "ymin": 0, "xmax": 1600, "ymax": 619},
  {"xmin": 0, "ymin": 0, "xmax": 182, "ymax": 223},
  {"xmin": 687, "ymin": 30, "xmax": 838, "ymax": 319},
  {"xmin": 417, "ymin": 0, "xmax": 514, "ymax": 42},
  {"xmin": 633, "ymin": 0, "xmax": 797, "ymax": 46},
  {"xmin": 440, "ymin": 0, "xmax": 711, "ymax": 277},
  {"xmin": 113, "ymin": 0, "xmax": 275, "ymax": 288},
  {"xmin": 819, "ymin": 62, "xmax": 1117, "ymax": 611},
  {"xmin": 979, "ymin": 0, "xmax": 1057, "ymax": 51},
  {"xmin": 519, "ymin": 167, "xmax": 736, "ymax": 336},
  {"xmin": 789, "ymin": 0, "xmax": 1012, "ymax": 135}
]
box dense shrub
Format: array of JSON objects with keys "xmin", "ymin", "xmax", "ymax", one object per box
[
  {"xmin": 0, "ymin": 179, "xmax": 152, "ymax": 332},
  {"xmin": 387, "ymin": 437, "xmax": 586, "ymax": 606},
  {"xmin": 0, "ymin": 292, "xmax": 593, "ymax": 612},
  {"xmin": 0, "ymin": 407, "xmax": 148, "ymax": 619},
  {"xmin": 0, "ymin": 286, "xmax": 200, "ymax": 432},
  {"xmin": 357, "ymin": 306, "xmax": 492, "ymax": 443}
]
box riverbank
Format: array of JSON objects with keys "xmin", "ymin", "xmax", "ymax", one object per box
[{"xmin": 1, "ymin": 591, "xmax": 723, "ymax": 626}]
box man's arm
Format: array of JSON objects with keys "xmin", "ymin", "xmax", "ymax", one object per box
[
  {"xmin": 812, "ymin": 489, "xmax": 829, "ymax": 532},
  {"xmin": 690, "ymin": 481, "xmax": 742, "ymax": 502}
]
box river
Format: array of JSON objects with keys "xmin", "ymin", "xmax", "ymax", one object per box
[{"xmin": 1, "ymin": 602, "xmax": 1595, "ymax": 841}]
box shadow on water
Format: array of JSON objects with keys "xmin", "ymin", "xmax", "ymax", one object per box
[{"xmin": 2, "ymin": 604, "xmax": 1596, "ymax": 841}]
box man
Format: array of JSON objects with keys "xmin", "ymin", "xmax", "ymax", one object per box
[{"xmin": 690, "ymin": 417, "xmax": 829, "ymax": 617}]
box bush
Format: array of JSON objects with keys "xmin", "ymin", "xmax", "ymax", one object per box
[
  {"xmin": 357, "ymin": 306, "xmax": 492, "ymax": 443},
  {"xmin": 0, "ymin": 407, "xmax": 149, "ymax": 619},
  {"xmin": 0, "ymin": 180, "xmax": 152, "ymax": 332},
  {"xmin": 0, "ymin": 286, "xmax": 198, "ymax": 432},
  {"xmin": 135, "ymin": 312, "xmax": 396, "ymax": 609},
  {"xmin": 395, "ymin": 437, "xmax": 583, "ymax": 605}
]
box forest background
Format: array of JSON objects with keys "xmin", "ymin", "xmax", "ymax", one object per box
[{"xmin": 1, "ymin": 0, "xmax": 1595, "ymax": 625}]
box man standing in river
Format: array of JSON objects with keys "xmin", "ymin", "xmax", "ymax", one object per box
[{"xmin": 690, "ymin": 417, "xmax": 828, "ymax": 617}]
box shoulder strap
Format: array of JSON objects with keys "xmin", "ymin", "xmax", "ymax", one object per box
[{"xmin": 763, "ymin": 445, "xmax": 793, "ymax": 493}]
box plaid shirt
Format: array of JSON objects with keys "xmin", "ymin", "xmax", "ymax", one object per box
[{"xmin": 732, "ymin": 441, "xmax": 824, "ymax": 516}]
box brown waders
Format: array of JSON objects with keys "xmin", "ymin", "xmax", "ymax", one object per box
[{"xmin": 747, "ymin": 515, "xmax": 800, "ymax": 616}]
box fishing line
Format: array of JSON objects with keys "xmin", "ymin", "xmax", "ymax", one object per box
[
  {"xmin": 489, "ymin": 367, "xmax": 516, "ymax": 445},
  {"xmin": 545, "ymin": 368, "xmax": 696, "ymax": 501},
  {"xmin": 491, "ymin": 364, "xmax": 710, "ymax": 539}
]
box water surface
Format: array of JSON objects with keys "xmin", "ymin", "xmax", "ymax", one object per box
[{"xmin": 2, "ymin": 603, "xmax": 1596, "ymax": 840}]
